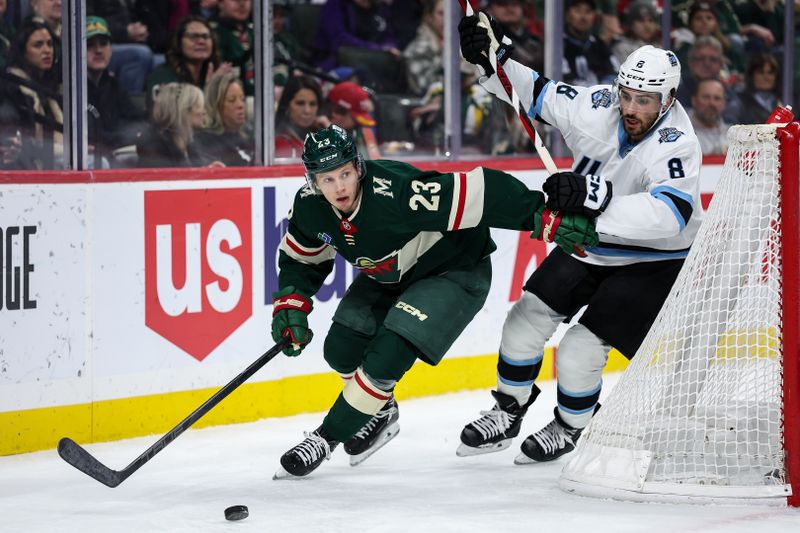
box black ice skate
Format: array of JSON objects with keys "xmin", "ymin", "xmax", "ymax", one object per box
[
  {"xmin": 273, "ymin": 427, "xmax": 339, "ymax": 479},
  {"xmin": 456, "ymin": 388, "xmax": 538, "ymax": 457},
  {"xmin": 344, "ymin": 396, "xmax": 400, "ymax": 466},
  {"xmin": 515, "ymin": 407, "xmax": 583, "ymax": 464}
]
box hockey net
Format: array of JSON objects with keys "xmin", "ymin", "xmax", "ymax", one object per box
[{"xmin": 560, "ymin": 123, "xmax": 800, "ymax": 506}]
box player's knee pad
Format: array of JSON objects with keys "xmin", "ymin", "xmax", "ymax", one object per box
[
  {"xmin": 323, "ymin": 322, "xmax": 369, "ymax": 375},
  {"xmin": 556, "ymin": 324, "xmax": 610, "ymax": 386},
  {"xmin": 342, "ymin": 367, "xmax": 393, "ymax": 416},
  {"xmin": 361, "ymin": 328, "xmax": 419, "ymax": 383},
  {"xmin": 500, "ymin": 291, "xmax": 564, "ymax": 360}
]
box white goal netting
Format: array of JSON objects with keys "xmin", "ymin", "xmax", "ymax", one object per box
[{"xmin": 560, "ymin": 125, "xmax": 792, "ymax": 505}]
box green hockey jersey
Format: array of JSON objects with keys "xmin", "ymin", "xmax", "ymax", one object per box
[{"xmin": 278, "ymin": 159, "xmax": 545, "ymax": 296}]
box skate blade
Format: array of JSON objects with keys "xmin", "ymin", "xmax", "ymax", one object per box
[
  {"xmin": 348, "ymin": 422, "xmax": 400, "ymax": 467},
  {"xmin": 456, "ymin": 439, "xmax": 512, "ymax": 457},
  {"xmin": 272, "ymin": 465, "xmax": 305, "ymax": 480},
  {"xmin": 513, "ymin": 451, "xmax": 537, "ymax": 465}
]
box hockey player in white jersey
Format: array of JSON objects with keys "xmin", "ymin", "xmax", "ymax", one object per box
[{"xmin": 456, "ymin": 14, "xmax": 702, "ymax": 464}]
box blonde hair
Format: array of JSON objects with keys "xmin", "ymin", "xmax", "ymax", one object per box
[
  {"xmin": 152, "ymin": 82, "xmax": 204, "ymax": 151},
  {"xmin": 203, "ymin": 72, "xmax": 245, "ymax": 134}
]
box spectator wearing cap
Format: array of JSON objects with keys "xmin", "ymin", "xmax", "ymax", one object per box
[
  {"xmin": 688, "ymin": 78, "xmax": 729, "ymax": 154},
  {"xmin": 210, "ymin": 0, "xmax": 255, "ymax": 96},
  {"xmin": 327, "ymin": 81, "xmax": 380, "ymax": 158},
  {"xmin": 195, "ymin": 71, "xmax": 254, "ymax": 166},
  {"xmin": 86, "ymin": 0, "xmax": 157, "ymax": 94},
  {"xmin": 563, "ymin": 0, "xmax": 618, "ymax": 87},
  {"xmin": 328, "ymin": 82, "xmax": 375, "ymax": 133},
  {"xmin": 611, "ymin": 1, "xmax": 660, "ymax": 65},
  {"xmin": 486, "ymin": 0, "xmax": 543, "ymax": 72},
  {"xmin": 86, "ymin": 15, "xmax": 146, "ymax": 166}
]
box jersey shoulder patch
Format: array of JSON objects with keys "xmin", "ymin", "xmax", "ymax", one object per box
[
  {"xmin": 299, "ymin": 184, "xmax": 316, "ymax": 198},
  {"xmin": 657, "ymin": 127, "xmax": 685, "ymax": 143},
  {"xmin": 590, "ymin": 88, "xmax": 613, "ymax": 109}
]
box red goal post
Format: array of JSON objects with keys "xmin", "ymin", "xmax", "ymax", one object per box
[{"xmin": 559, "ymin": 122, "xmax": 800, "ymax": 506}]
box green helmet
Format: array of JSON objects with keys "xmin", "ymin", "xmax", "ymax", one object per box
[{"xmin": 301, "ymin": 125, "xmax": 365, "ymax": 193}]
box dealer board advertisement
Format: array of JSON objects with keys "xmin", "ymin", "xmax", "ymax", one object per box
[{"xmin": 0, "ymin": 165, "xmax": 723, "ymax": 416}]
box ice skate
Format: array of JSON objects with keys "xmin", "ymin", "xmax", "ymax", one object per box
[
  {"xmin": 514, "ymin": 407, "xmax": 583, "ymax": 464},
  {"xmin": 344, "ymin": 396, "xmax": 400, "ymax": 466},
  {"xmin": 273, "ymin": 427, "xmax": 339, "ymax": 479},
  {"xmin": 456, "ymin": 389, "xmax": 535, "ymax": 457}
]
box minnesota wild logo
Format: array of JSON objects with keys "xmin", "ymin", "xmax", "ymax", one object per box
[{"xmin": 354, "ymin": 251, "xmax": 401, "ymax": 283}]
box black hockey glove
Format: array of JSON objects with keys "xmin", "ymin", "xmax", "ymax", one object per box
[
  {"xmin": 543, "ymin": 172, "xmax": 613, "ymax": 219},
  {"xmin": 458, "ymin": 12, "xmax": 514, "ymax": 76},
  {"xmin": 532, "ymin": 207, "xmax": 599, "ymax": 256}
]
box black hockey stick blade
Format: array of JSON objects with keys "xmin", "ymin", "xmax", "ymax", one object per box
[
  {"xmin": 58, "ymin": 437, "xmax": 126, "ymax": 487},
  {"xmin": 57, "ymin": 338, "xmax": 291, "ymax": 487}
]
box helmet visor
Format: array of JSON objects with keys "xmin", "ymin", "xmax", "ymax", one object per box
[{"xmin": 618, "ymin": 86, "xmax": 663, "ymax": 114}]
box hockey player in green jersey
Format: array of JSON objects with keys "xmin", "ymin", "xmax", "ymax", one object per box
[{"xmin": 271, "ymin": 124, "xmax": 598, "ymax": 479}]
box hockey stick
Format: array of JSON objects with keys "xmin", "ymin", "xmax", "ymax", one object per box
[
  {"xmin": 456, "ymin": 0, "xmax": 557, "ymax": 175},
  {"xmin": 58, "ymin": 338, "xmax": 290, "ymax": 487},
  {"xmin": 456, "ymin": 1, "xmax": 593, "ymax": 256}
]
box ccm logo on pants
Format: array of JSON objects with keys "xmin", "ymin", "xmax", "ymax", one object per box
[{"xmin": 395, "ymin": 301, "xmax": 428, "ymax": 321}]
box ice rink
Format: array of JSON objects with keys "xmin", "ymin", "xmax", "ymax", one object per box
[{"xmin": 3, "ymin": 375, "xmax": 800, "ymax": 533}]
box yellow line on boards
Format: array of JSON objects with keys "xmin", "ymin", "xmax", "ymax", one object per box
[{"xmin": 0, "ymin": 349, "xmax": 629, "ymax": 456}]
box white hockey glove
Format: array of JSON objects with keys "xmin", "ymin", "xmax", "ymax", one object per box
[{"xmin": 543, "ymin": 172, "xmax": 613, "ymax": 219}]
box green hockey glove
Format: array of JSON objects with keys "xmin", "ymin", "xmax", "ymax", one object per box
[
  {"xmin": 532, "ymin": 208, "xmax": 599, "ymax": 256},
  {"xmin": 271, "ymin": 286, "xmax": 313, "ymax": 357}
]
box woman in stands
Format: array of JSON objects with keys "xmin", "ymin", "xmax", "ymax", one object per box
[
  {"xmin": 136, "ymin": 82, "xmax": 211, "ymax": 167},
  {"xmin": 611, "ymin": 2, "xmax": 661, "ymax": 66},
  {"xmin": 3, "ymin": 19, "xmax": 62, "ymax": 168},
  {"xmin": 144, "ymin": 15, "xmax": 226, "ymax": 113},
  {"xmin": 196, "ymin": 72, "xmax": 254, "ymax": 166},
  {"xmin": 274, "ymin": 74, "xmax": 329, "ymax": 159},
  {"xmin": 735, "ymin": 53, "xmax": 782, "ymax": 125}
]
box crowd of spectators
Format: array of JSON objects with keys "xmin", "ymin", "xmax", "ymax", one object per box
[{"xmin": 0, "ymin": 0, "xmax": 797, "ymax": 170}]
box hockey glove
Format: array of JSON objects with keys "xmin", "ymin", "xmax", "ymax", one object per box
[
  {"xmin": 532, "ymin": 208, "xmax": 599, "ymax": 256},
  {"xmin": 271, "ymin": 286, "xmax": 313, "ymax": 357},
  {"xmin": 543, "ymin": 172, "xmax": 613, "ymax": 219},
  {"xmin": 458, "ymin": 13, "xmax": 514, "ymax": 76}
]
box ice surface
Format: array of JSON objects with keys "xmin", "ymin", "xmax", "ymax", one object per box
[{"xmin": 2, "ymin": 376, "xmax": 799, "ymax": 532}]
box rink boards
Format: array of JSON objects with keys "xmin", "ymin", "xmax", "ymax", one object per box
[{"xmin": 0, "ymin": 159, "xmax": 724, "ymax": 455}]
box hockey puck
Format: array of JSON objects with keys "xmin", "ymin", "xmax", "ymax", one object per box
[{"xmin": 224, "ymin": 505, "xmax": 249, "ymax": 521}]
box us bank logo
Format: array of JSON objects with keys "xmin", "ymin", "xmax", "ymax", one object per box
[{"xmin": 144, "ymin": 188, "xmax": 252, "ymax": 361}]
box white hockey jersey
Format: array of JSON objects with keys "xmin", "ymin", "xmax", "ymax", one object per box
[{"xmin": 482, "ymin": 59, "xmax": 703, "ymax": 267}]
